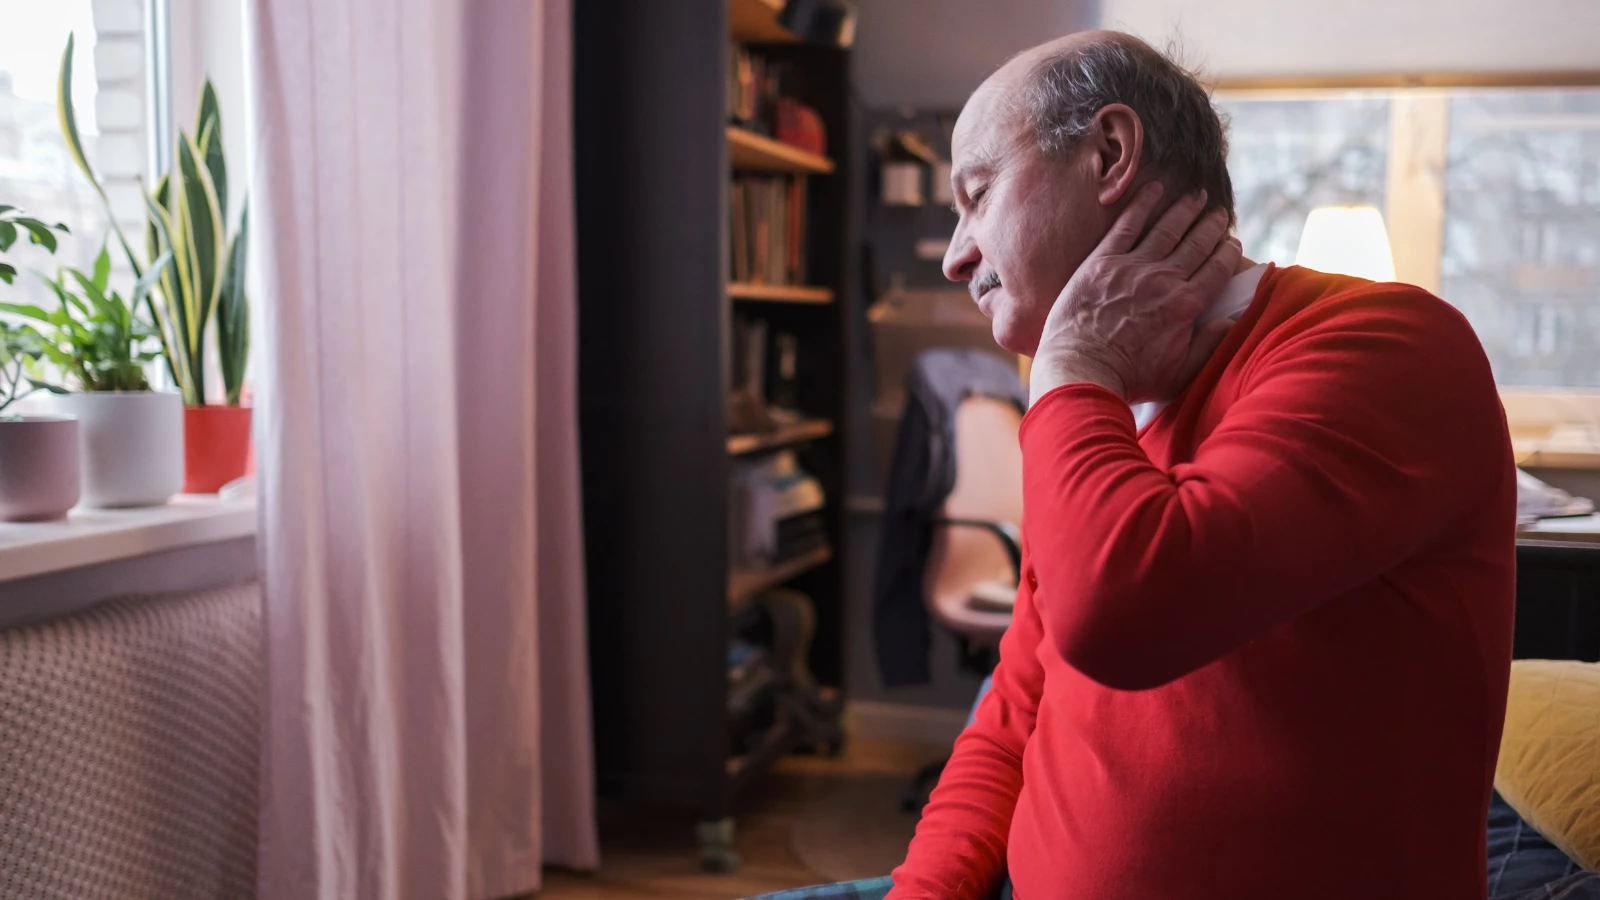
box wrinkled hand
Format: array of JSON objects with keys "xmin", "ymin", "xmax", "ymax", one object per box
[{"xmin": 1030, "ymin": 183, "xmax": 1244, "ymax": 406}]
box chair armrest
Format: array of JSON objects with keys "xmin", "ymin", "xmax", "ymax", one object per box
[{"xmin": 932, "ymin": 517, "xmax": 1022, "ymax": 584}]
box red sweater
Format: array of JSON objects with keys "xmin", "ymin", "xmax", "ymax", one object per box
[{"xmin": 888, "ymin": 265, "xmax": 1516, "ymax": 900}]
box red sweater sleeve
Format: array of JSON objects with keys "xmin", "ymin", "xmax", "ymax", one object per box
[
  {"xmin": 1020, "ymin": 288, "xmax": 1511, "ymax": 691},
  {"xmin": 885, "ymin": 540, "xmax": 1047, "ymax": 900}
]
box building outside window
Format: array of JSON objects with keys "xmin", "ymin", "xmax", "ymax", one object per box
[{"xmin": 0, "ymin": 0, "xmax": 135, "ymax": 309}]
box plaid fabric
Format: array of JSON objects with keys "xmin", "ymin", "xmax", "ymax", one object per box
[
  {"xmin": 1506, "ymin": 874, "xmax": 1600, "ymax": 900},
  {"xmin": 747, "ymin": 876, "xmax": 895, "ymax": 900}
]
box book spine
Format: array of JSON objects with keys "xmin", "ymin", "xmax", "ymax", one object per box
[
  {"xmin": 730, "ymin": 179, "xmax": 748, "ymax": 284},
  {"xmin": 753, "ymin": 178, "xmax": 769, "ymax": 284}
]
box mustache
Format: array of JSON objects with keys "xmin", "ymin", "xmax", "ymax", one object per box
[{"xmin": 971, "ymin": 271, "xmax": 1001, "ymax": 303}]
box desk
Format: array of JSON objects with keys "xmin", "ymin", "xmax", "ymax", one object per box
[
  {"xmin": 1516, "ymin": 516, "xmax": 1600, "ymax": 662},
  {"xmin": 1520, "ymin": 514, "xmax": 1600, "ymax": 546}
]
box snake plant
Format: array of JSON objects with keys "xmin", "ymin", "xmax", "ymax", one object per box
[{"xmin": 57, "ymin": 33, "xmax": 250, "ymax": 406}]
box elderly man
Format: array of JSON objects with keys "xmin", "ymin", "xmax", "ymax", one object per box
[
  {"xmin": 762, "ymin": 29, "xmax": 1522, "ymax": 900},
  {"xmin": 900, "ymin": 29, "xmax": 1517, "ymax": 900}
]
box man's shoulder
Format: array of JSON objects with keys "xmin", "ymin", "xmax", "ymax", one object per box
[{"xmin": 1259, "ymin": 265, "xmax": 1480, "ymax": 352}]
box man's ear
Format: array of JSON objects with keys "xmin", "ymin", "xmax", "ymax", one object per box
[{"xmin": 1088, "ymin": 103, "xmax": 1144, "ymax": 207}]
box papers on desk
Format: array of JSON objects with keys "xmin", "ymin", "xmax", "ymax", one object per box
[{"xmin": 1519, "ymin": 468, "xmax": 1596, "ymax": 526}]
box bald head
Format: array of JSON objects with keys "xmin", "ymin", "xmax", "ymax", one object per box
[{"xmin": 965, "ymin": 30, "xmax": 1235, "ymax": 223}]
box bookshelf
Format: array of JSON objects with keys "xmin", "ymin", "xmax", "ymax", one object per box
[
  {"xmin": 728, "ymin": 0, "xmax": 796, "ymax": 44},
  {"xmin": 728, "ymin": 126, "xmax": 836, "ymax": 174},
  {"xmin": 726, "ymin": 417, "xmax": 834, "ymax": 455},
  {"xmin": 728, "ymin": 545, "xmax": 833, "ymax": 608},
  {"xmin": 727, "ymin": 282, "xmax": 834, "ymax": 304},
  {"xmin": 576, "ymin": 0, "xmax": 851, "ymax": 871}
]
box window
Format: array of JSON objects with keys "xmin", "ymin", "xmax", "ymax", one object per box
[
  {"xmin": 0, "ymin": 0, "xmax": 133, "ymax": 306},
  {"xmin": 1219, "ymin": 93, "xmax": 1390, "ymax": 267},
  {"xmin": 2, "ymin": 0, "xmax": 250, "ymax": 400},
  {"xmin": 1441, "ymin": 89, "xmax": 1600, "ymax": 388},
  {"xmin": 1218, "ymin": 82, "xmax": 1600, "ymax": 391}
]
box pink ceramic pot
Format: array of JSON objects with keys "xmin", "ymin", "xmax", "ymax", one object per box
[{"xmin": 0, "ymin": 416, "xmax": 82, "ymax": 521}]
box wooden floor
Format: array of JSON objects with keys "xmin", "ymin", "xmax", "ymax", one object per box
[{"xmin": 538, "ymin": 738, "xmax": 945, "ymax": 899}]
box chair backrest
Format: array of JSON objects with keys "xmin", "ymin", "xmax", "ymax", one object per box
[{"xmin": 924, "ymin": 395, "xmax": 1023, "ymax": 646}]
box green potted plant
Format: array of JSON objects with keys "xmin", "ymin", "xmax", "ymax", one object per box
[
  {"xmin": 0, "ymin": 207, "xmax": 80, "ymax": 521},
  {"xmin": 4, "ymin": 243, "xmax": 181, "ymax": 508},
  {"xmin": 57, "ymin": 33, "xmax": 251, "ymax": 494}
]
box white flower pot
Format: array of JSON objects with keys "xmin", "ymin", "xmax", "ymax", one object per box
[
  {"xmin": 43, "ymin": 392, "xmax": 184, "ymax": 508},
  {"xmin": 0, "ymin": 416, "xmax": 81, "ymax": 521}
]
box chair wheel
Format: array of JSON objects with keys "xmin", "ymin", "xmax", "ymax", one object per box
[
  {"xmin": 700, "ymin": 847, "xmax": 744, "ymax": 873},
  {"xmin": 696, "ymin": 818, "xmax": 741, "ymax": 873}
]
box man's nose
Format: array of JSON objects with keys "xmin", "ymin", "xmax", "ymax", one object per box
[{"xmin": 943, "ymin": 229, "xmax": 979, "ymax": 283}]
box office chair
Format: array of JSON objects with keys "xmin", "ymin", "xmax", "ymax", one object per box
[{"xmin": 904, "ymin": 394, "xmax": 1023, "ymax": 809}]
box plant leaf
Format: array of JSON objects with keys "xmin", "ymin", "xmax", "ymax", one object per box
[
  {"xmin": 26, "ymin": 378, "xmax": 68, "ymax": 395},
  {"xmin": 35, "ymin": 270, "xmax": 89, "ymax": 319},
  {"xmin": 92, "ymin": 241, "xmax": 111, "ymax": 291},
  {"xmin": 144, "ymin": 190, "xmax": 198, "ymax": 404},
  {"xmin": 146, "ymin": 174, "xmax": 170, "ymax": 265},
  {"xmin": 217, "ymin": 201, "xmax": 249, "ymax": 404},
  {"xmin": 19, "ymin": 219, "xmax": 58, "ymax": 254},
  {"xmin": 0, "ymin": 221, "xmax": 15, "ymax": 252},
  {"xmin": 138, "ymin": 176, "xmax": 177, "ymax": 389},
  {"xmin": 67, "ymin": 267, "xmax": 122, "ymax": 324},
  {"xmin": 197, "ymin": 81, "xmax": 228, "ymax": 222},
  {"xmin": 0, "ymin": 302, "xmax": 56, "ymax": 324},
  {"xmin": 176, "ymin": 132, "xmax": 223, "ymax": 361},
  {"xmin": 133, "ymin": 252, "xmax": 171, "ymax": 307},
  {"xmin": 58, "ymin": 33, "xmax": 141, "ymax": 276},
  {"xmin": 56, "ymin": 35, "xmax": 100, "ymax": 202},
  {"xmin": 0, "ymin": 263, "xmax": 14, "ymax": 284}
]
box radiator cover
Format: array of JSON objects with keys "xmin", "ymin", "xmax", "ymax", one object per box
[{"xmin": 0, "ymin": 583, "xmax": 260, "ymax": 899}]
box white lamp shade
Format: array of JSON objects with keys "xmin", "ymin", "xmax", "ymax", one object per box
[{"xmin": 1295, "ymin": 205, "xmax": 1396, "ymax": 282}]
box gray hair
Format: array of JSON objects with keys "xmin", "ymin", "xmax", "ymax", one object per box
[{"xmin": 1021, "ymin": 35, "xmax": 1235, "ymax": 223}]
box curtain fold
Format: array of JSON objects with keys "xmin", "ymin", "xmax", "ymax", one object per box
[{"xmin": 251, "ymin": 0, "xmax": 596, "ymax": 896}]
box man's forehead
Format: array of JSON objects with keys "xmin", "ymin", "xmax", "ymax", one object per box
[
  {"xmin": 952, "ymin": 32, "xmax": 1098, "ymax": 167},
  {"xmin": 951, "ymin": 87, "xmax": 1011, "ymax": 170}
]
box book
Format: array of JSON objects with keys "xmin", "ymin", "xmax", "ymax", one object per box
[
  {"xmin": 730, "ymin": 181, "xmax": 749, "ymax": 283},
  {"xmin": 728, "ymin": 175, "xmax": 810, "ymax": 288},
  {"xmin": 787, "ymin": 177, "xmax": 804, "ymax": 284}
]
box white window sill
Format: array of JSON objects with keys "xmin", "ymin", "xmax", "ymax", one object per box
[{"xmin": 0, "ymin": 495, "xmax": 257, "ymax": 583}]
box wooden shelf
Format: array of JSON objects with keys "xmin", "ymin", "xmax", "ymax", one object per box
[
  {"xmin": 727, "ymin": 418, "xmax": 834, "ymax": 455},
  {"xmin": 728, "ymin": 545, "xmax": 833, "ymax": 607},
  {"xmin": 728, "ymin": 282, "xmax": 834, "ymax": 304},
  {"xmin": 728, "ymin": 126, "xmax": 835, "ymax": 174},
  {"xmin": 729, "ymin": 0, "xmax": 798, "ymax": 44}
]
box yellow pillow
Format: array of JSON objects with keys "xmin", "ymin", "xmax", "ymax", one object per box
[{"xmin": 1495, "ymin": 659, "xmax": 1600, "ymax": 870}]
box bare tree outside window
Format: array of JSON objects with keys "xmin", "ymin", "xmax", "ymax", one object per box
[
  {"xmin": 1441, "ymin": 89, "xmax": 1600, "ymax": 388},
  {"xmin": 1217, "ymin": 94, "xmax": 1390, "ymax": 266}
]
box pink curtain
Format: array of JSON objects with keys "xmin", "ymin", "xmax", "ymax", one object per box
[{"xmin": 250, "ymin": 0, "xmax": 598, "ymax": 897}]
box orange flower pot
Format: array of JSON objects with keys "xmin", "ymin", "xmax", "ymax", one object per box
[{"xmin": 183, "ymin": 405, "xmax": 253, "ymax": 494}]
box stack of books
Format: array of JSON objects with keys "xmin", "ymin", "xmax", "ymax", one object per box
[
  {"xmin": 730, "ymin": 175, "xmax": 808, "ymax": 286},
  {"xmin": 727, "ymin": 45, "xmax": 785, "ymax": 135},
  {"xmin": 728, "ymin": 449, "xmax": 827, "ymax": 569}
]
